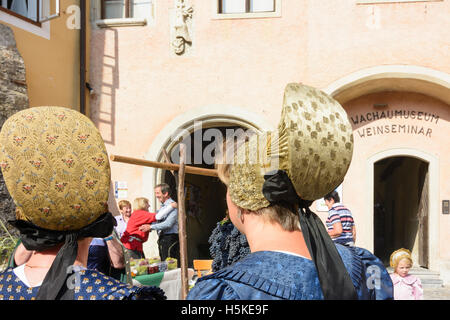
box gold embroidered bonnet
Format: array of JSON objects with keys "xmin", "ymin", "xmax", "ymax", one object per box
[
  {"xmin": 0, "ymin": 106, "xmax": 110, "ymax": 231},
  {"xmin": 228, "ymin": 83, "xmax": 354, "ymax": 211}
]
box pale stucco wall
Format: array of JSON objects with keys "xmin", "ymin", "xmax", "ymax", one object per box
[
  {"xmin": 343, "ymin": 92, "xmax": 449, "ymax": 273},
  {"xmin": 88, "ymin": 0, "xmax": 450, "ymax": 273}
]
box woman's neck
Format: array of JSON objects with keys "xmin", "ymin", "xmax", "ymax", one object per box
[
  {"xmin": 23, "ymin": 238, "xmax": 91, "ymax": 287},
  {"xmin": 26, "ymin": 240, "xmax": 90, "ymax": 268},
  {"xmin": 243, "ymin": 218, "xmax": 311, "ymax": 260}
]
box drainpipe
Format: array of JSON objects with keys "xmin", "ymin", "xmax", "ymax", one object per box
[{"xmin": 80, "ymin": 0, "xmax": 86, "ymax": 115}]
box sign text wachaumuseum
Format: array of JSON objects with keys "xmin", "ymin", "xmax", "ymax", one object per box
[{"xmin": 351, "ymin": 109, "xmax": 440, "ymax": 138}]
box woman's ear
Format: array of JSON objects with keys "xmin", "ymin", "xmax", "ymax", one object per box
[{"xmin": 240, "ymin": 208, "xmax": 251, "ymax": 223}]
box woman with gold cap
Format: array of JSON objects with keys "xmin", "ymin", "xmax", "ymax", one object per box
[
  {"xmin": 0, "ymin": 107, "xmax": 165, "ymax": 300},
  {"xmin": 187, "ymin": 83, "xmax": 393, "ymax": 300}
]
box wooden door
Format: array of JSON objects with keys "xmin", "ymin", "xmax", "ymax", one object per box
[{"xmin": 418, "ymin": 162, "xmax": 429, "ymax": 268}]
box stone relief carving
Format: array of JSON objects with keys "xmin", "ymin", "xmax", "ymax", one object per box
[{"xmin": 171, "ymin": 0, "xmax": 193, "ymax": 55}]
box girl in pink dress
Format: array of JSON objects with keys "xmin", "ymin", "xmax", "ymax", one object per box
[{"xmin": 389, "ymin": 248, "xmax": 424, "ymax": 300}]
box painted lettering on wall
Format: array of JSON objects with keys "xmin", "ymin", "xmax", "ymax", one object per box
[{"xmin": 351, "ymin": 110, "xmax": 439, "ymax": 138}]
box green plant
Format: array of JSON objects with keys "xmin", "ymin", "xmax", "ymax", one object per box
[{"xmin": 0, "ymin": 218, "xmax": 18, "ymax": 271}]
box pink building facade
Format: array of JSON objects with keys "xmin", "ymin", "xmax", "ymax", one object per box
[{"xmin": 89, "ymin": 0, "xmax": 450, "ymax": 284}]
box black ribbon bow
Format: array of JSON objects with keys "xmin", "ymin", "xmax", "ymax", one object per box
[
  {"xmin": 9, "ymin": 212, "xmax": 117, "ymax": 300},
  {"xmin": 262, "ymin": 170, "xmax": 358, "ymax": 300}
]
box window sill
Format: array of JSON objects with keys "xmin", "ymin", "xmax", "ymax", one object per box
[{"xmin": 95, "ymin": 18, "xmax": 147, "ymax": 28}]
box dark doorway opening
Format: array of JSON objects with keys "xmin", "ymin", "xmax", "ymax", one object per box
[
  {"xmin": 161, "ymin": 125, "xmax": 246, "ymax": 267},
  {"xmin": 374, "ymin": 156, "xmax": 429, "ymax": 267}
]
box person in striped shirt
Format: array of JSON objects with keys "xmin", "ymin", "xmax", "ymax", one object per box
[{"xmin": 324, "ymin": 191, "xmax": 356, "ymax": 246}]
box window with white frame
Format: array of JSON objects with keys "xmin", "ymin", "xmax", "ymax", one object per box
[
  {"xmin": 219, "ymin": 0, "xmax": 275, "ymax": 14},
  {"xmin": 0, "ymin": 0, "xmax": 41, "ymax": 25},
  {"xmin": 213, "ymin": 0, "xmax": 280, "ymax": 19},
  {"xmin": 101, "ymin": 0, "xmax": 152, "ymax": 20}
]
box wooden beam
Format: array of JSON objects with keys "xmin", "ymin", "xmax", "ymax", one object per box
[
  {"xmin": 162, "ymin": 149, "xmax": 177, "ymax": 178},
  {"xmin": 110, "ymin": 154, "xmax": 218, "ymax": 177},
  {"xmin": 177, "ymin": 144, "xmax": 189, "ymax": 299}
]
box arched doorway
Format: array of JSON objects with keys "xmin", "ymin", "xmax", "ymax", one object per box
[
  {"xmin": 373, "ymin": 156, "xmax": 429, "ymax": 267},
  {"xmin": 324, "ymin": 66, "xmax": 447, "ymax": 272},
  {"xmin": 141, "ymin": 105, "xmax": 273, "ymax": 262},
  {"xmin": 163, "ymin": 125, "xmax": 247, "ymax": 264}
]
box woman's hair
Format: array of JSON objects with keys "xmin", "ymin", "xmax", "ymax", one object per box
[
  {"xmin": 118, "ymin": 199, "xmax": 132, "ymax": 210},
  {"xmin": 256, "ymin": 205, "xmax": 300, "ymax": 232},
  {"xmin": 217, "ymin": 162, "xmax": 232, "ymax": 186},
  {"xmin": 216, "ymin": 137, "xmax": 300, "ymax": 232},
  {"xmin": 133, "ymin": 197, "xmax": 150, "ymax": 211}
]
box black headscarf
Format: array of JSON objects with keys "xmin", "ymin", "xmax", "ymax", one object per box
[
  {"xmin": 262, "ymin": 170, "xmax": 358, "ymax": 300},
  {"xmin": 9, "ymin": 212, "xmax": 116, "ymax": 300}
]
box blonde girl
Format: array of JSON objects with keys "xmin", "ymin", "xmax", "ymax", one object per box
[{"xmin": 389, "ymin": 248, "xmax": 423, "ymax": 300}]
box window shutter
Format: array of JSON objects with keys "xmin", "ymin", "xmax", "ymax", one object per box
[{"xmin": 39, "ymin": 0, "xmax": 60, "ymax": 23}]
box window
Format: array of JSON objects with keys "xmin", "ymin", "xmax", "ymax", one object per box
[
  {"xmin": 213, "ymin": 0, "xmax": 281, "ymax": 19},
  {"xmin": 101, "ymin": 0, "xmax": 152, "ymax": 20},
  {"xmin": 219, "ymin": 0, "xmax": 275, "ymax": 14},
  {"xmin": 357, "ymin": 0, "xmax": 442, "ymax": 3},
  {"xmin": 0, "ymin": 0, "xmax": 41, "ymax": 25}
]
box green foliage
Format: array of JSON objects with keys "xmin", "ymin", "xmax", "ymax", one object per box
[{"xmin": 0, "ymin": 219, "xmax": 18, "ymax": 271}]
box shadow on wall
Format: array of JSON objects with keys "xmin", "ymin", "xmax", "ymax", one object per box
[{"xmin": 89, "ymin": 27, "xmax": 119, "ymax": 145}]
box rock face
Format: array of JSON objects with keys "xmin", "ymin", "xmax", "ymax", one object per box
[{"xmin": 0, "ymin": 23, "xmax": 29, "ymax": 227}]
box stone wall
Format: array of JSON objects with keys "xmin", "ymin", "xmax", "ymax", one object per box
[{"xmin": 0, "ymin": 24, "xmax": 29, "ymax": 230}]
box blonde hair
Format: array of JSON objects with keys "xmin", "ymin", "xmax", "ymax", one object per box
[
  {"xmin": 133, "ymin": 197, "xmax": 150, "ymax": 211},
  {"xmin": 216, "ymin": 139, "xmax": 300, "ymax": 232},
  {"xmin": 390, "ymin": 248, "xmax": 413, "ymax": 269},
  {"xmin": 216, "ymin": 162, "xmax": 231, "ymax": 186},
  {"xmin": 256, "ymin": 205, "xmax": 300, "ymax": 232},
  {"xmin": 118, "ymin": 199, "xmax": 132, "ymax": 210}
]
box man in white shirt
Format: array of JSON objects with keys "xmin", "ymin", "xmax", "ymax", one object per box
[{"xmin": 139, "ymin": 183, "xmax": 179, "ymax": 263}]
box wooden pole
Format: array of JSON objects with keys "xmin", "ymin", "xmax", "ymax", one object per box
[
  {"xmin": 110, "ymin": 152, "xmax": 212, "ymax": 299},
  {"xmin": 162, "ymin": 150, "xmax": 176, "ymax": 174},
  {"xmin": 110, "ymin": 154, "xmax": 218, "ymax": 177},
  {"xmin": 177, "ymin": 144, "xmax": 189, "ymax": 299},
  {"xmin": 162, "ymin": 149, "xmax": 179, "ymax": 186}
]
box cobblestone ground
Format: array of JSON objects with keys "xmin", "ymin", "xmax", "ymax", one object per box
[{"xmin": 423, "ymin": 287, "xmax": 450, "ymax": 300}]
